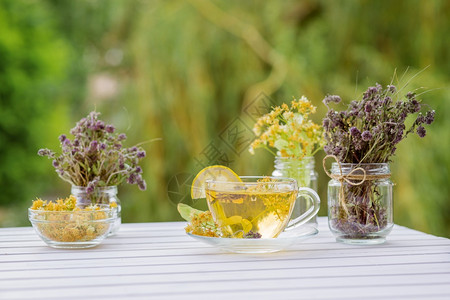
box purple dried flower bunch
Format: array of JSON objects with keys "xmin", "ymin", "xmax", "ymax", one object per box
[
  {"xmin": 322, "ymin": 83, "xmax": 435, "ymax": 163},
  {"xmin": 323, "ymin": 83, "xmax": 435, "ymax": 238},
  {"xmin": 38, "ymin": 111, "xmax": 147, "ymax": 193}
]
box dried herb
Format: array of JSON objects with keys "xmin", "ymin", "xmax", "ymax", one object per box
[
  {"xmin": 38, "ymin": 111, "xmax": 154, "ymax": 195},
  {"xmin": 178, "ymin": 203, "xmax": 225, "ymax": 237},
  {"xmin": 323, "ymin": 83, "xmax": 435, "ymax": 237},
  {"xmin": 322, "ymin": 83, "xmax": 435, "ymax": 164},
  {"xmin": 29, "ymin": 196, "xmax": 113, "ymax": 242},
  {"xmin": 177, "ymin": 203, "xmax": 263, "ymax": 239}
]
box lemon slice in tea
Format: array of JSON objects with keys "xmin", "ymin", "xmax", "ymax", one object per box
[{"xmin": 190, "ymin": 165, "xmax": 241, "ymax": 199}]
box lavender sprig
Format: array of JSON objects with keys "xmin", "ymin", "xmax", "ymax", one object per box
[{"xmin": 38, "ymin": 111, "xmax": 148, "ymax": 194}]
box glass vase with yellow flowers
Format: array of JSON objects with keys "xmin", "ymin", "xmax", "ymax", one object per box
[{"xmin": 249, "ymin": 96, "xmax": 325, "ymax": 226}]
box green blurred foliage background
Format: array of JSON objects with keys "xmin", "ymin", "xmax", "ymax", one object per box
[{"xmin": 0, "ymin": 0, "xmax": 448, "ymax": 237}]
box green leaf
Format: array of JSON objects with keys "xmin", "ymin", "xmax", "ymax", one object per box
[
  {"xmin": 177, "ymin": 203, "xmax": 204, "ymax": 222},
  {"xmin": 92, "ymin": 164, "xmax": 98, "ymax": 176}
]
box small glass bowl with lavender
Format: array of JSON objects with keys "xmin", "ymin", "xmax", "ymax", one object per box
[{"xmin": 28, "ymin": 195, "xmax": 115, "ymax": 249}]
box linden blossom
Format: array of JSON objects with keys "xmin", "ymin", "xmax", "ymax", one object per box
[
  {"xmin": 29, "ymin": 196, "xmax": 115, "ymax": 243},
  {"xmin": 249, "ymin": 96, "xmax": 325, "ymax": 159}
]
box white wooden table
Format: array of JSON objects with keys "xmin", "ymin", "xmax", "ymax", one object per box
[{"xmin": 1, "ymin": 217, "xmax": 449, "ymax": 300}]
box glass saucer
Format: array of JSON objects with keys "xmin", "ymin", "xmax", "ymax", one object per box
[{"xmin": 187, "ymin": 226, "xmax": 318, "ymax": 254}]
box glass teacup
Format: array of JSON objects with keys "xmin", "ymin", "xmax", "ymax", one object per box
[{"xmin": 205, "ymin": 176, "xmax": 320, "ymax": 238}]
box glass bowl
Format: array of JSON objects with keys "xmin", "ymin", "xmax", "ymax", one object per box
[{"xmin": 28, "ymin": 205, "xmax": 115, "ymax": 249}]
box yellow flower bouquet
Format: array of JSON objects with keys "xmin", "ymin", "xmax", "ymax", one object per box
[
  {"xmin": 249, "ymin": 96, "xmax": 324, "ymax": 188},
  {"xmin": 249, "ymin": 96, "xmax": 324, "ymax": 159}
]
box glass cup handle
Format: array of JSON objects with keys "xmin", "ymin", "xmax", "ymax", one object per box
[{"xmin": 285, "ymin": 187, "xmax": 321, "ymax": 230}]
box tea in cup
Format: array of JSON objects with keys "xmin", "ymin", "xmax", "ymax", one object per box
[{"xmin": 205, "ymin": 176, "xmax": 320, "ymax": 238}]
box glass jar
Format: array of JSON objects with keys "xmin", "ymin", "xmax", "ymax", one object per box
[
  {"xmin": 71, "ymin": 186, "xmax": 121, "ymax": 236},
  {"xmin": 272, "ymin": 156, "xmax": 318, "ymax": 228},
  {"xmin": 327, "ymin": 162, "xmax": 393, "ymax": 244}
]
